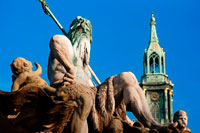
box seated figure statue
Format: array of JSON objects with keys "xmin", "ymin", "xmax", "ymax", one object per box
[
  {"xmin": 11, "ymin": 57, "xmax": 56, "ymax": 93},
  {"xmin": 48, "ymin": 16, "xmax": 162, "ymax": 132},
  {"xmin": 48, "ymin": 16, "xmax": 93, "ymax": 87}
]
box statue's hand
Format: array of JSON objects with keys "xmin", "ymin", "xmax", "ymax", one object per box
[{"xmin": 63, "ymin": 72, "xmax": 75, "ymax": 86}]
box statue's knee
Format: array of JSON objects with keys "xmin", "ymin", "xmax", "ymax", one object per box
[
  {"xmin": 119, "ymin": 72, "xmax": 132, "ymax": 80},
  {"xmin": 118, "ymin": 72, "xmax": 137, "ymax": 85}
]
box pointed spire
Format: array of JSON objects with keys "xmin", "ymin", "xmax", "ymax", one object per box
[
  {"xmin": 149, "ymin": 12, "xmax": 159, "ymax": 44},
  {"xmin": 151, "ymin": 12, "xmax": 155, "ymax": 22}
]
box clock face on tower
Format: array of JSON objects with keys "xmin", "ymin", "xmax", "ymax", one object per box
[{"xmin": 150, "ymin": 92, "xmax": 160, "ymax": 101}]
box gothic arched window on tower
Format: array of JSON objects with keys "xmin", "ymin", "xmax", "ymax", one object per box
[
  {"xmin": 144, "ymin": 55, "xmax": 147, "ymax": 74},
  {"xmin": 150, "ymin": 52, "xmax": 159, "ymax": 73},
  {"xmin": 161, "ymin": 57, "xmax": 164, "ymax": 73}
]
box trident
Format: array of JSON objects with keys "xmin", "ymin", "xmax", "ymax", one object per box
[{"xmin": 38, "ymin": 0, "xmax": 101, "ymax": 85}]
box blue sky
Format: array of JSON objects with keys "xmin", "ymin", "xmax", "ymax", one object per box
[{"xmin": 1, "ymin": 0, "xmax": 199, "ymax": 131}]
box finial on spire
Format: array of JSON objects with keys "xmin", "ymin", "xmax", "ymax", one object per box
[
  {"xmin": 149, "ymin": 12, "xmax": 158, "ymax": 43},
  {"xmin": 151, "ymin": 12, "xmax": 155, "ymax": 22}
]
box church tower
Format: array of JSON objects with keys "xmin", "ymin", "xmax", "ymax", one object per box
[{"xmin": 140, "ymin": 13, "xmax": 174, "ymax": 124}]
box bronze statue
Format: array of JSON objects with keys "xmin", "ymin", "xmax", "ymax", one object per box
[
  {"xmin": 48, "ymin": 16, "xmax": 93, "ymax": 87},
  {"xmin": 48, "ymin": 16, "xmax": 162, "ymax": 131}
]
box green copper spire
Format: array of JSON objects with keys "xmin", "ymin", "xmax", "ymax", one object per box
[
  {"xmin": 144, "ymin": 13, "xmax": 165, "ymax": 74},
  {"xmin": 141, "ymin": 13, "xmax": 174, "ymax": 124},
  {"xmin": 149, "ymin": 12, "xmax": 159, "ymax": 44}
]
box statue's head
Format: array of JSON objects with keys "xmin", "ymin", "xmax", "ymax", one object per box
[
  {"xmin": 68, "ymin": 16, "xmax": 92, "ymax": 45},
  {"xmin": 173, "ymin": 110, "xmax": 188, "ymax": 129},
  {"xmin": 11, "ymin": 57, "xmax": 33, "ymax": 75},
  {"xmin": 67, "ymin": 16, "xmax": 92, "ymax": 66}
]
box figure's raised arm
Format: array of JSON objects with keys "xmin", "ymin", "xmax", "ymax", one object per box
[{"xmin": 33, "ymin": 62, "xmax": 42, "ymax": 76}]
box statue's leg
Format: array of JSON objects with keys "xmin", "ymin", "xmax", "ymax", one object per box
[
  {"xmin": 71, "ymin": 112, "xmax": 88, "ymax": 133},
  {"xmin": 113, "ymin": 72, "xmax": 161, "ymax": 128},
  {"xmin": 50, "ymin": 35, "xmax": 75, "ymax": 76},
  {"xmin": 70, "ymin": 93, "xmax": 93, "ymax": 133}
]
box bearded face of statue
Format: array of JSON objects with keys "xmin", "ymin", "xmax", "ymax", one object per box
[{"xmin": 68, "ymin": 16, "xmax": 92, "ymax": 67}]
